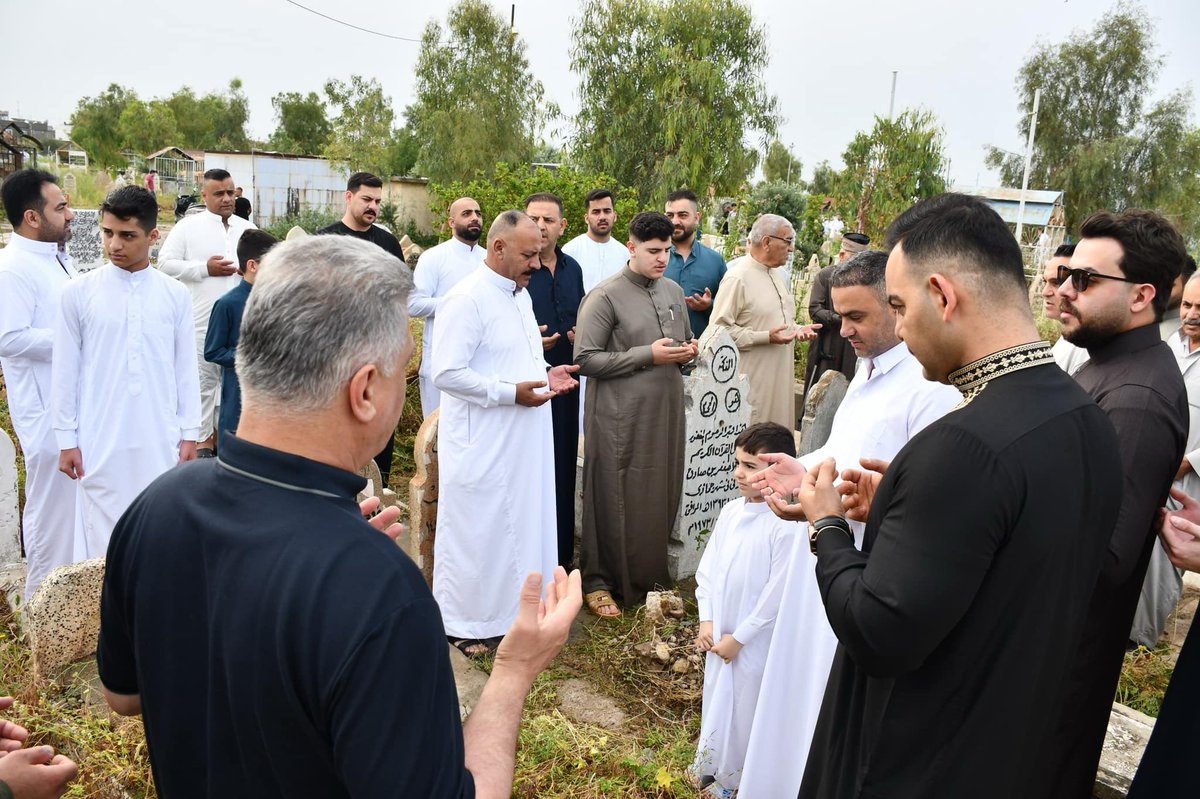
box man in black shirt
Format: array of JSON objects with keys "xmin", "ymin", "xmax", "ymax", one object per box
[
  {"xmin": 317, "ymin": 171, "xmax": 406, "ymax": 484},
  {"xmin": 1039, "ymin": 209, "xmax": 1189, "ymax": 798},
  {"xmin": 757, "ymin": 194, "xmax": 1124, "ymax": 798},
  {"xmin": 97, "ymin": 235, "xmax": 582, "ymax": 799}
]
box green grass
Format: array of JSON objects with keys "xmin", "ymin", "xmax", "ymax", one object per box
[{"xmin": 1117, "ymin": 645, "xmax": 1174, "ymax": 717}]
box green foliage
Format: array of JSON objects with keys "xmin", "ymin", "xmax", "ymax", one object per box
[
  {"xmin": 428, "ymin": 162, "xmax": 639, "ymax": 243},
  {"xmin": 831, "ymin": 109, "xmax": 948, "ymax": 243},
  {"xmin": 162, "ymin": 79, "xmax": 251, "ymax": 150},
  {"xmin": 118, "ymin": 98, "xmax": 180, "ymax": 156},
  {"xmin": 259, "ymin": 206, "xmax": 340, "ymax": 241},
  {"xmin": 570, "ymin": 0, "xmax": 779, "ymax": 204},
  {"xmin": 808, "ymin": 160, "xmax": 838, "ymax": 199},
  {"xmin": 323, "ymin": 75, "xmax": 396, "ymax": 178},
  {"xmin": 763, "ymin": 140, "xmax": 804, "ymax": 186},
  {"xmin": 746, "ymin": 181, "xmax": 807, "ymax": 230},
  {"xmin": 1118, "ymin": 645, "xmax": 1174, "ymax": 717},
  {"xmin": 986, "ymin": 1, "xmax": 1200, "ymax": 241},
  {"xmin": 68, "ymin": 83, "xmax": 135, "ymax": 169},
  {"xmin": 267, "ymin": 91, "xmax": 331, "ymax": 155},
  {"xmin": 386, "ymin": 126, "xmax": 420, "ymax": 178},
  {"xmin": 406, "ymin": 0, "xmax": 551, "ymax": 183}
]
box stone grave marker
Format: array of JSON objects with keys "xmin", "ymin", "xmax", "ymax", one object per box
[
  {"xmin": 0, "ymin": 429, "xmax": 20, "ymax": 564},
  {"xmin": 797, "ymin": 369, "xmax": 849, "ymax": 456},
  {"xmin": 66, "ymin": 209, "xmax": 104, "ymax": 273},
  {"xmin": 407, "ymin": 409, "xmax": 440, "ymax": 586},
  {"xmin": 62, "ymin": 172, "xmax": 77, "ymax": 197},
  {"xmin": 669, "ymin": 327, "xmax": 752, "ymax": 580}
]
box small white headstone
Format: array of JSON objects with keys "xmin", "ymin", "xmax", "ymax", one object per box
[
  {"xmin": 0, "ymin": 429, "xmax": 19, "ymax": 563},
  {"xmin": 669, "ymin": 327, "xmax": 752, "ymax": 580},
  {"xmin": 66, "ymin": 210, "xmax": 104, "ymax": 273}
]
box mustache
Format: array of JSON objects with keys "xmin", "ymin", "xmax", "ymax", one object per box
[{"xmin": 1058, "ymin": 300, "xmax": 1079, "ymax": 316}]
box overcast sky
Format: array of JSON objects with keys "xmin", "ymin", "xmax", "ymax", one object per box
[{"xmin": 4, "ymin": 0, "xmax": 1197, "ymax": 188}]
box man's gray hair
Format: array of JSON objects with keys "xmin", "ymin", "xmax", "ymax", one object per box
[
  {"xmin": 748, "ymin": 213, "xmax": 794, "ymax": 245},
  {"xmin": 237, "ymin": 236, "xmax": 413, "ymax": 414}
]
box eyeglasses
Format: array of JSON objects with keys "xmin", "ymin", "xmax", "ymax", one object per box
[
  {"xmin": 765, "ymin": 234, "xmax": 795, "ymax": 247},
  {"xmin": 1056, "ymin": 264, "xmax": 1143, "ymax": 293}
]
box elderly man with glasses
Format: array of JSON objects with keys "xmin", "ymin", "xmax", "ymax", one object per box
[{"xmin": 710, "ymin": 214, "xmax": 819, "ymax": 429}]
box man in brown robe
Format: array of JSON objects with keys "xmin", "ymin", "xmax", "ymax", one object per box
[
  {"xmin": 711, "ymin": 214, "xmax": 819, "ymax": 429},
  {"xmin": 574, "ymin": 212, "xmax": 697, "ymax": 617}
]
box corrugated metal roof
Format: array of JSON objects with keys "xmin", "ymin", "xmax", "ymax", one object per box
[{"xmin": 950, "ymin": 185, "xmax": 1064, "ymax": 226}]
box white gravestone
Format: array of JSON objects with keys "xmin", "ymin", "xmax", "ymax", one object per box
[
  {"xmin": 66, "ymin": 210, "xmax": 104, "ymax": 273},
  {"xmin": 669, "ymin": 327, "xmax": 752, "ymax": 580},
  {"xmin": 0, "ymin": 428, "xmax": 21, "ymax": 563}
]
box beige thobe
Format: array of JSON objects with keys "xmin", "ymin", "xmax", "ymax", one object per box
[{"xmin": 710, "ymin": 256, "xmax": 796, "ymax": 429}]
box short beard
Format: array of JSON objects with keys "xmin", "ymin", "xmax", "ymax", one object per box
[
  {"xmin": 1061, "ymin": 307, "xmax": 1127, "ymax": 350},
  {"xmin": 454, "ymin": 223, "xmax": 482, "ymax": 242},
  {"xmin": 671, "ymin": 225, "xmax": 696, "ymax": 243}
]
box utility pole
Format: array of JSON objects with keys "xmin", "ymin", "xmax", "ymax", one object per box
[
  {"xmin": 1015, "ymin": 88, "xmax": 1041, "ymax": 245},
  {"xmin": 888, "ymin": 71, "xmax": 898, "ymax": 120}
]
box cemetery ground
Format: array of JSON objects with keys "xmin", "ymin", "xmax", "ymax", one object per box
[{"xmin": 0, "ymin": 323, "xmax": 1191, "ymax": 797}]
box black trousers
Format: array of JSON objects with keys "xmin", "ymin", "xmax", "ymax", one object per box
[{"xmin": 549, "ymin": 388, "xmax": 580, "ymax": 569}]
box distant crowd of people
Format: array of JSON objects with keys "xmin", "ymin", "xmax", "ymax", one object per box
[{"xmin": 1, "ymin": 164, "xmax": 1198, "ymax": 797}]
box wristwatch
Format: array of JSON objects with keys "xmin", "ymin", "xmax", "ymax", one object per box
[{"xmin": 810, "ymin": 515, "xmax": 852, "ymax": 555}]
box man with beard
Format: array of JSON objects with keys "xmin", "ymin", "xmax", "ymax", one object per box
[
  {"xmin": 159, "ymin": 168, "xmax": 256, "ymax": 458},
  {"xmin": 1041, "ymin": 209, "xmax": 1188, "ymax": 798},
  {"xmin": 317, "ymin": 172, "xmax": 407, "ymax": 483},
  {"xmin": 409, "ymin": 196, "xmax": 486, "ymax": 417},
  {"xmin": 432, "ymin": 211, "xmax": 578, "ymax": 655},
  {"xmin": 1041, "ymin": 244, "xmax": 1089, "ymax": 375},
  {"xmin": 524, "ymin": 193, "xmax": 586, "ymax": 570},
  {"xmin": 563, "ymin": 189, "xmax": 629, "ymax": 293},
  {"xmin": 664, "ymin": 189, "xmax": 726, "ymax": 338},
  {"xmin": 0, "ymin": 169, "xmax": 78, "ymax": 602}
]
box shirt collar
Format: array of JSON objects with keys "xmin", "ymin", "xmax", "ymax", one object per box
[
  {"xmin": 481, "ymin": 264, "xmax": 519, "ymax": 294},
  {"xmin": 1170, "ymin": 329, "xmax": 1200, "ymax": 358},
  {"xmin": 865, "ymin": 341, "xmax": 910, "ymax": 377},
  {"xmin": 1085, "ymin": 322, "xmax": 1163, "ymax": 364},
  {"xmin": 217, "ymin": 434, "xmax": 367, "ymax": 501},
  {"xmin": 621, "ymin": 265, "xmax": 654, "ymax": 288},
  {"xmin": 450, "ymin": 236, "xmax": 482, "ymax": 255},
  {"xmin": 947, "ymin": 341, "xmax": 1055, "ymax": 400},
  {"xmin": 5, "ymin": 231, "xmax": 61, "ymax": 256}
]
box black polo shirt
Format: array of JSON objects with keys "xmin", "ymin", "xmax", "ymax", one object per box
[
  {"xmin": 527, "ymin": 248, "xmax": 585, "ymax": 368},
  {"xmin": 98, "ymin": 435, "xmax": 474, "ymax": 798}
]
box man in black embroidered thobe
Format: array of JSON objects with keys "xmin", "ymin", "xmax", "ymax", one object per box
[
  {"xmin": 760, "ymin": 194, "xmax": 1124, "ymax": 798},
  {"xmin": 1038, "ymin": 209, "xmax": 1189, "ymax": 798}
]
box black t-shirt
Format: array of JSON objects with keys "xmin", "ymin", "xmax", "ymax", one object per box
[
  {"xmin": 98, "ymin": 435, "xmax": 474, "ymax": 798},
  {"xmin": 316, "ymin": 221, "xmax": 405, "ymax": 262}
]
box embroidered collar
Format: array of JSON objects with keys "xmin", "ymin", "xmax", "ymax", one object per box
[{"xmin": 947, "ymin": 341, "xmax": 1055, "ymax": 405}]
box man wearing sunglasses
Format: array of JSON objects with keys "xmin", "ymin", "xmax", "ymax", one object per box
[{"xmin": 1040, "ymin": 209, "xmax": 1189, "ymax": 798}]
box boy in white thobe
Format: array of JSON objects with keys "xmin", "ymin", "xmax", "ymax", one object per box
[
  {"xmin": 692, "ymin": 422, "xmax": 798, "ymax": 795},
  {"xmin": 53, "ymin": 187, "xmax": 201, "ymax": 560}
]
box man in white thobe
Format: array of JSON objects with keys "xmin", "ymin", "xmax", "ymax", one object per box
[
  {"xmin": 431, "ymin": 211, "xmax": 578, "ymax": 653},
  {"xmin": 0, "ymin": 170, "xmax": 79, "ymax": 601},
  {"xmin": 408, "ymin": 197, "xmax": 486, "ymax": 417},
  {"xmin": 157, "ymin": 168, "xmax": 255, "ymax": 456},
  {"xmin": 562, "ymin": 189, "xmax": 629, "ymax": 293},
  {"xmin": 737, "ymin": 251, "xmax": 959, "ymax": 798},
  {"xmin": 53, "ymin": 187, "xmax": 201, "ymax": 560}
]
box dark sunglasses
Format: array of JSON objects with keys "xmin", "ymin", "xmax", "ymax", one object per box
[{"xmin": 1056, "ymin": 264, "xmax": 1142, "ymax": 293}]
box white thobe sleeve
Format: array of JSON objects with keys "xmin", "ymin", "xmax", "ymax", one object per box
[
  {"xmin": 431, "ymin": 293, "xmax": 517, "ymax": 407},
  {"xmin": 695, "ymin": 508, "xmax": 730, "ymax": 623},
  {"xmin": 710, "ymin": 274, "xmax": 771, "ymax": 349},
  {"xmin": 173, "ymin": 289, "xmax": 202, "ymax": 441},
  {"xmin": 407, "ymin": 250, "xmax": 441, "ymax": 319},
  {"xmin": 51, "ymin": 286, "xmax": 84, "ymax": 450},
  {"xmin": 732, "ymin": 525, "xmax": 796, "ymax": 645},
  {"xmin": 0, "ymin": 270, "xmax": 52, "ymax": 361},
  {"xmin": 157, "ymin": 223, "xmax": 208, "ymax": 283}
]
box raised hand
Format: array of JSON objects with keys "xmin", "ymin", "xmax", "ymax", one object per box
[
  {"xmin": 515, "ymin": 381, "xmax": 554, "ymax": 407},
  {"xmin": 838, "ymin": 458, "xmax": 889, "ymax": 522},
  {"xmin": 547, "ymin": 364, "xmax": 580, "ymax": 394}
]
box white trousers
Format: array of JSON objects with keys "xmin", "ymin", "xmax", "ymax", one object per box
[{"xmin": 14, "ymin": 420, "xmax": 76, "ymax": 603}]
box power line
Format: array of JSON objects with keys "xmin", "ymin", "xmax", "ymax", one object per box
[{"xmin": 282, "ymin": 0, "xmax": 422, "ymax": 43}]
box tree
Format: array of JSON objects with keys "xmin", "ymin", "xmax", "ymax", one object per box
[
  {"xmin": 69, "ymin": 83, "xmax": 136, "ymax": 168},
  {"xmin": 832, "ymin": 109, "xmax": 948, "ymax": 242},
  {"xmin": 571, "ymin": 0, "xmax": 778, "ymax": 205},
  {"xmin": 763, "ymin": 140, "xmax": 803, "ymax": 185},
  {"xmin": 268, "ymin": 91, "xmax": 330, "ymax": 155},
  {"xmin": 985, "ymin": 2, "xmax": 1200, "ymax": 240},
  {"xmin": 323, "ymin": 75, "xmax": 396, "ymax": 178},
  {"xmin": 118, "ymin": 99, "xmax": 180, "ymax": 155},
  {"xmin": 406, "ymin": 0, "xmax": 551, "ymax": 183},
  {"xmin": 164, "ymin": 79, "xmax": 250, "ymax": 150}
]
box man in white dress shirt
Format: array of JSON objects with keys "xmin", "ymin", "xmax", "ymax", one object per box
[
  {"xmin": 408, "ymin": 197, "xmax": 486, "ymax": 417},
  {"xmin": 431, "ymin": 211, "xmax": 578, "ymax": 655},
  {"xmin": 737, "ymin": 251, "xmax": 960, "ymax": 797},
  {"xmin": 157, "ymin": 168, "xmax": 255, "ymax": 457},
  {"xmin": 0, "ymin": 169, "xmax": 78, "ymax": 601},
  {"xmin": 53, "ymin": 187, "xmax": 201, "ymax": 560}
]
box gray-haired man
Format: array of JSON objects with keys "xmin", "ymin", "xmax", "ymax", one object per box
[{"xmin": 97, "ymin": 236, "xmax": 582, "ymax": 798}]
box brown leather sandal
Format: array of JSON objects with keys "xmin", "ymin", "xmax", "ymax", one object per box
[{"xmin": 585, "ymin": 590, "xmax": 622, "ymax": 618}]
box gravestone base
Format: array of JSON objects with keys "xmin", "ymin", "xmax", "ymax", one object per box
[{"xmin": 1094, "ymin": 702, "xmax": 1155, "ymax": 798}]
